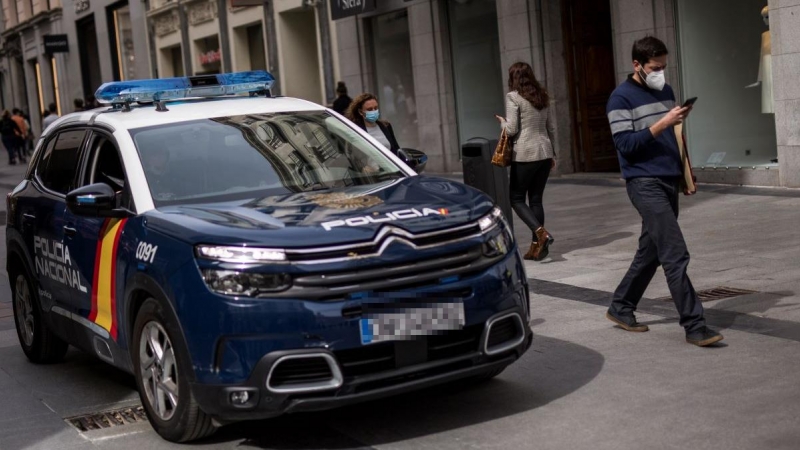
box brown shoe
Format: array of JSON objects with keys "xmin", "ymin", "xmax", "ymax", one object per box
[
  {"xmin": 522, "ymin": 242, "xmax": 539, "ymax": 260},
  {"xmin": 533, "ymin": 227, "xmax": 554, "ymax": 261}
]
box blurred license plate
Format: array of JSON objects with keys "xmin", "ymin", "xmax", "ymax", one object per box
[{"xmin": 360, "ymin": 302, "xmax": 465, "ymax": 345}]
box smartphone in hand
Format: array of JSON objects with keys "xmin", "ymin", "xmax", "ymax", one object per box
[{"xmin": 682, "ymin": 97, "xmax": 698, "ymax": 108}]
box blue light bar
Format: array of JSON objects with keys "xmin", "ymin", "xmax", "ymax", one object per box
[{"xmin": 94, "ymin": 71, "xmax": 275, "ymax": 105}]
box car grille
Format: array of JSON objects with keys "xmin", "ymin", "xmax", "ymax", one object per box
[
  {"xmin": 285, "ymin": 222, "xmax": 482, "ymax": 263},
  {"xmin": 267, "ymin": 246, "xmax": 500, "ymax": 301},
  {"xmin": 334, "ymin": 324, "xmax": 484, "ymax": 379}
]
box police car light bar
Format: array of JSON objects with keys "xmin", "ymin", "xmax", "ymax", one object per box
[{"xmin": 94, "ymin": 71, "xmax": 276, "ymax": 105}]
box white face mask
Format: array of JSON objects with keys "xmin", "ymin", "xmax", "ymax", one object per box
[{"xmin": 640, "ymin": 67, "xmax": 666, "ymax": 91}]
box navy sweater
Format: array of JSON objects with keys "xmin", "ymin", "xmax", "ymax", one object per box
[{"xmin": 606, "ymin": 76, "xmax": 683, "ymax": 180}]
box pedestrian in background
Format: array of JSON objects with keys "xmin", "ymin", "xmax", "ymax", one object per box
[
  {"xmin": 73, "ymin": 98, "xmax": 85, "ymax": 112},
  {"xmin": 1, "ymin": 110, "xmax": 23, "ymax": 165},
  {"xmin": 495, "ymin": 61, "xmax": 557, "ymax": 261},
  {"xmin": 345, "ymin": 93, "xmax": 400, "ymax": 155},
  {"xmin": 332, "ymin": 82, "xmax": 352, "ymax": 116},
  {"xmin": 605, "ymin": 36, "xmax": 722, "ymax": 347},
  {"xmin": 42, "ymin": 103, "xmax": 59, "ymax": 130},
  {"xmin": 11, "ymin": 109, "xmax": 28, "ymax": 163}
]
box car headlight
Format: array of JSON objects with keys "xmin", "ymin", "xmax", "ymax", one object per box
[
  {"xmin": 201, "ymin": 270, "xmax": 292, "ymax": 296},
  {"xmin": 196, "ymin": 245, "xmax": 286, "ymax": 263},
  {"xmin": 480, "ymin": 206, "xmax": 514, "ymax": 257}
]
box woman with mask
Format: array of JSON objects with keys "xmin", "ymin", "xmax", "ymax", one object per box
[
  {"xmin": 346, "ymin": 93, "xmax": 400, "ymax": 156},
  {"xmin": 495, "ymin": 62, "xmax": 557, "ymax": 261}
]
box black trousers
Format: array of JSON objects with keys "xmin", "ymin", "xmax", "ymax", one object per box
[
  {"xmin": 610, "ymin": 177, "xmax": 706, "ymax": 332},
  {"xmin": 510, "ymin": 159, "xmax": 551, "ymax": 239}
]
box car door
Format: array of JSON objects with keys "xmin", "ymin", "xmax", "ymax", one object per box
[
  {"xmin": 26, "ymin": 128, "xmax": 89, "ymax": 314},
  {"xmin": 62, "ymin": 130, "xmax": 134, "ymax": 339}
]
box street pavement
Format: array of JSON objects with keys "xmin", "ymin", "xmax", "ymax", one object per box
[{"xmin": 1, "ymin": 161, "xmax": 800, "ymax": 449}]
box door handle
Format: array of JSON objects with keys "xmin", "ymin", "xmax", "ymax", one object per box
[
  {"xmin": 63, "ymin": 226, "xmax": 77, "ymax": 237},
  {"xmin": 22, "ymin": 213, "xmax": 36, "ymax": 221}
]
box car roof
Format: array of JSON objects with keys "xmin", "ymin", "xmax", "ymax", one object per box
[{"xmin": 46, "ymin": 96, "xmax": 328, "ymax": 134}]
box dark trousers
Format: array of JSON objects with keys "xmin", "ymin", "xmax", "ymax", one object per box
[
  {"xmin": 610, "ymin": 177, "xmax": 706, "ymax": 332},
  {"xmin": 2, "ymin": 136, "xmax": 17, "ymax": 163},
  {"xmin": 510, "ymin": 159, "xmax": 552, "ymax": 240}
]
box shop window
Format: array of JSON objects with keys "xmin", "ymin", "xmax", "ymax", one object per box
[
  {"xmin": 676, "ymin": 0, "xmax": 777, "ymax": 167},
  {"xmin": 195, "ymin": 35, "xmax": 221, "ymax": 75},
  {"xmin": 369, "ymin": 10, "xmax": 418, "ymax": 151},
  {"xmin": 447, "ymin": 0, "xmax": 504, "ymax": 149}
]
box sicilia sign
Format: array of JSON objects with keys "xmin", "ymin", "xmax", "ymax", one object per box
[{"xmin": 329, "ymin": 0, "xmax": 376, "ymax": 20}]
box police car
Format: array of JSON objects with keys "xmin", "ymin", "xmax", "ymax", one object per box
[{"xmin": 6, "ymin": 71, "xmax": 531, "ymax": 442}]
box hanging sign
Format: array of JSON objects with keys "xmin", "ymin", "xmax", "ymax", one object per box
[
  {"xmin": 329, "ymin": 0, "xmax": 376, "ymax": 20},
  {"xmin": 44, "ymin": 35, "xmax": 69, "ymax": 54}
]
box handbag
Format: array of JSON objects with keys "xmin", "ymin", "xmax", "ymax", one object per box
[
  {"xmin": 491, "ymin": 128, "xmax": 513, "ymax": 168},
  {"xmin": 674, "ymin": 123, "xmax": 697, "ymax": 195}
]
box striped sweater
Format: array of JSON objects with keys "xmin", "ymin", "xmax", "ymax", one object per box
[{"xmin": 606, "ymin": 75, "xmax": 682, "ymax": 180}]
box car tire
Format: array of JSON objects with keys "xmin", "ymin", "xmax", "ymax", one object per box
[
  {"xmin": 10, "ymin": 267, "xmax": 69, "ymax": 364},
  {"xmin": 132, "ymin": 298, "xmax": 216, "ymax": 442}
]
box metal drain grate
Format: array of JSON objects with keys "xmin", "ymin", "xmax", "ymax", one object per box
[
  {"xmin": 66, "ymin": 405, "xmax": 148, "ymax": 432},
  {"xmin": 657, "ymin": 286, "xmax": 757, "ymax": 303}
]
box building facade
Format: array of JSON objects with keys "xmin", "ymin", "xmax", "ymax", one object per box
[
  {"xmin": 0, "ymin": 0, "xmax": 150, "ymax": 136},
  {"xmin": 3, "ymin": 0, "xmax": 798, "ymax": 187},
  {"xmin": 329, "ymin": 0, "xmax": 799, "ymax": 186},
  {"xmin": 146, "ymin": 0, "xmax": 339, "ymax": 106}
]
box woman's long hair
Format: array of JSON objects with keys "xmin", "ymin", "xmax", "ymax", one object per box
[
  {"xmin": 508, "ymin": 62, "xmax": 549, "ymax": 110},
  {"xmin": 345, "ymin": 92, "xmax": 381, "ymax": 129}
]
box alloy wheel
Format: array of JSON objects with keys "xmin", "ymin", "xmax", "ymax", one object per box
[
  {"xmin": 139, "ymin": 321, "xmax": 179, "ymax": 421},
  {"xmin": 14, "ymin": 274, "xmax": 34, "ymax": 347}
]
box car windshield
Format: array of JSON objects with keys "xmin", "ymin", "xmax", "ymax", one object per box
[{"xmin": 130, "ymin": 111, "xmax": 405, "ymax": 206}]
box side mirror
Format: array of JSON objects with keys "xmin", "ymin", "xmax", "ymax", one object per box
[
  {"xmin": 397, "ymin": 148, "xmax": 428, "ymax": 173},
  {"xmin": 66, "ymin": 183, "xmax": 128, "ymax": 218}
]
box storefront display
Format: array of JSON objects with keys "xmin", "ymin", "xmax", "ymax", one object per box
[{"xmin": 676, "ymin": 0, "xmax": 777, "ymax": 167}]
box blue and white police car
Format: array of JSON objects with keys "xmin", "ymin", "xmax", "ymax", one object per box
[{"xmin": 6, "ymin": 71, "xmax": 531, "ymax": 442}]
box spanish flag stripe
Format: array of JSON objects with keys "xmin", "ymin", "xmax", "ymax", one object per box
[
  {"xmin": 91, "ymin": 218, "xmax": 127, "ymax": 338},
  {"xmin": 88, "ymin": 219, "xmax": 112, "ymax": 322},
  {"xmin": 109, "ymin": 220, "xmax": 126, "ymax": 340}
]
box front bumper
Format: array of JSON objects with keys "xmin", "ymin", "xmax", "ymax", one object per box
[{"xmin": 190, "ymin": 307, "xmax": 532, "ymax": 422}]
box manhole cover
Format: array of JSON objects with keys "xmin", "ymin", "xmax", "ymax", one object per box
[
  {"xmin": 66, "ymin": 405, "xmax": 148, "ymax": 432},
  {"xmin": 657, "ymin": 286, "xmax": 757, "ymax": 302}
]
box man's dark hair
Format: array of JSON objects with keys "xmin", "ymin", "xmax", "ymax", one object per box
[
  {"xmin": 48, "ymin": 103, "xmax": 57, "ymax": 113},
  {"xmin": 12, "ymin": 108, "xmax": 20, "ymax": 115},
  {"xmin": 73, "ymin": 98, "xmax": 84, "ymax": 108},
  {"xmin": 631, "ymin": 36, "xmax": 668, "ymax": 65}
]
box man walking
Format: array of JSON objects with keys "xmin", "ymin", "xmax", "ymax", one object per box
[
  {"xmin": 42, "ymin": 103, "xmax": 59, "ymax": 130},
  {"xmin": 605, "ymin": 36, "xmax": 723, "ymax": 347}
]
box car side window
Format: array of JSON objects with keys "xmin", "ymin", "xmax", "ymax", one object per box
[
  {"xmin": 36, "ymin": 129, "xmax": 87, "ymax": 195},
  {"xmin": 82, "ymin": 133, "xmax": 133, "ymax": 211}
]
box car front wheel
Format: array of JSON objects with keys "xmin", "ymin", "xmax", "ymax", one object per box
[{"xmin": 132, "ymin": 298, "xmax": 216, "ymax": 442}]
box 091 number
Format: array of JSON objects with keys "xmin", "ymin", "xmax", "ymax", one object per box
[{"xmin": 136, "ymin": 242, "xmax": 158, "ymax": 264}]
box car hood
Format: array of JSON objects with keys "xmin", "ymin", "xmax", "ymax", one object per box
[{"xmin": 144, "ymin": 176, "xmax": 495, "ymax": 248}]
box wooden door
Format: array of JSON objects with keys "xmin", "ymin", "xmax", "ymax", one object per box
[{"xmin": 562, "ymin": 0, "xmax": 619, "ymax": 172}]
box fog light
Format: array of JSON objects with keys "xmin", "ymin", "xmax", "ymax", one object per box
[
  {"xmin": 483, "ymin": 229, "xmax": 511, "ymax": 257},
  {"xmin": 230, "ymin": 390, "xmax": 250, "ymax": 405},
  {"xmin": 202, "ymin": 270, "xmax": 292, "ymax": 296}
]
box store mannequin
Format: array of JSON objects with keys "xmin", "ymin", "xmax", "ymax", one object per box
[{"xmin": 746, "ymin": 5, "xmax": 773, "ymax": 114}]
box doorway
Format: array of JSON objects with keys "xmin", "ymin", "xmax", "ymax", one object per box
[
  {"xmin": 77, "ymin": 15, "xmax": 102, "ymax": 105},
  {"xmin": 562, "ymin": 0, "xmax": 619, "ymax": 172}
]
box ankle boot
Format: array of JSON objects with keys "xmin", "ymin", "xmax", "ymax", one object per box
[
  {"xmin": 533, "ymin": 227, "xmax": 554, "ymax": 261},
  {"xmin": 522, "ymin": 241, "xmax": 539, "ymax": 260}
]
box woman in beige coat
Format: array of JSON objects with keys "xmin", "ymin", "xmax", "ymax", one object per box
[{"xmin": 495, "ymin": 62, "xmax": 556, "ymax": 261}]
